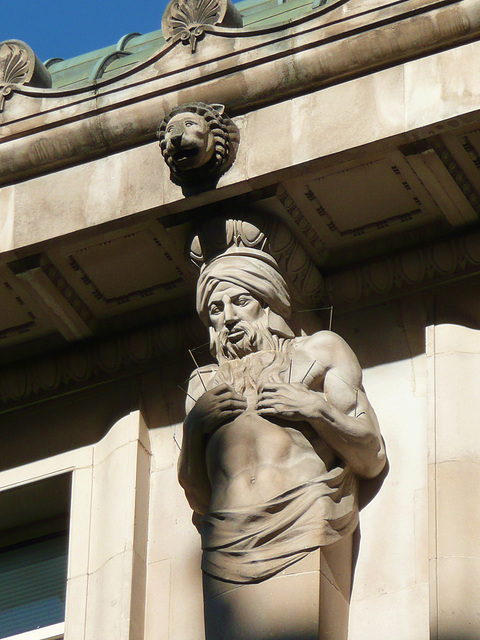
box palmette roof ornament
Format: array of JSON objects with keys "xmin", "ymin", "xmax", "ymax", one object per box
[
  {"xmin": 162, "ymin": 0, "xmax": 243, "ymax": 53},
  {"xmin": 0, "ymin": 40, "xmax": 51, "ymax": 112}
]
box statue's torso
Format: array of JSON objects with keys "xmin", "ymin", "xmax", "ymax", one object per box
[{"xmin": 203, "ymin": 346, "xmax": 337, "ymax": 511}]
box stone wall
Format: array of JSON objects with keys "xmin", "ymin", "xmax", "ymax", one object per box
[{"xmin": 2, "ymin": 283, "xmax": 480, "ymax": 638}]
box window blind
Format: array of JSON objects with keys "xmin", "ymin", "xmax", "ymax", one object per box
[{"xmin": 0, "ymin": 533, "xmax": 68, "ymax": 639}]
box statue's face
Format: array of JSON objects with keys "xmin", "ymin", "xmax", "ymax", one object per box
[
  {"xmin": 208, "ymin": 282, "xmax": 264, "ymax": 335},
  {"xmin": 164, "ymin": 112, "xmax": 215, "ymax": 170},
  {"xmin": 208, "ymin": 282, "xmax": 266, "ymax": 357}
]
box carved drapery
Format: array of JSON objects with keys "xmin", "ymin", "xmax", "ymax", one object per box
[{"xmin": 179, "ymin": 210, "xmax": 386, "ymax": 640}]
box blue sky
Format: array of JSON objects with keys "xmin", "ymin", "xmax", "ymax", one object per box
[{"xmin": 0, "ymin": 0, "xmax": 171, "ymax": 62}]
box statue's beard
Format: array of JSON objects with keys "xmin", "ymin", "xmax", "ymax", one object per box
[{"xmin": 214, "ymin": 315, "xmax": 279, "ymax": 362}]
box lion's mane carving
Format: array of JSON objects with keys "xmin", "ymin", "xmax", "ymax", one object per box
[{"xmin": 157, "ymin": 102, "xmax": 239, "ymax": 188}]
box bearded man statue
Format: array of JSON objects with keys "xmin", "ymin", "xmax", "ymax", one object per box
[{"xmin": 178, "ymin": 247, "xmax": 386, "ymax": 640}]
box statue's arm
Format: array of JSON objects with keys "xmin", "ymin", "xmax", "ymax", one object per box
[
  {"xmin": 308, "ymin": 333, "xmax": 385, "ymax": 478},
  {"xmin": 310, "ymin": 375, "xmax": 385, "ymax": 479},
  {"xmin": 178, "ymin": 373, "xmax": 211, "ymax": 515},
  {"xmin": 257, "ymin": 333, "xmax": 386, "ymax": 479},
  {"xmin": 178, "ymin": 375, "xmax": 248, "ymax": 515}
]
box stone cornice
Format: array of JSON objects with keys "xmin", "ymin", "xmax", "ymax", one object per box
[
  {"xmin": 1, "ymin": 0, "xmax": 479, "ymax": 186},
  {"xmin": 324, "ymin": 227, "xmax": 480, "ymax": 311},
  {"xmin": 2, "ymin": 225, "xmax": 480, "ymax": 411},
  {"xmin": 0, "ymin": 315, "xmax": 205, "ymax": 414}
]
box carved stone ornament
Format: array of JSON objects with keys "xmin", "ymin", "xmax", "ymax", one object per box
[
  {"xmin": 157, "ymin": 102, "xmax": 239, "ymax": 191},
  {"xmin": 0, "ymin": 40, "xmax": 51, "ymax": 112},
  {"xmin": 0, "ymin": 315, "xmax": 205, "ymax": 412},
  {"xmin": 162, "ymin": 0, "xmax": 243, "ymax": 53},
  {"xmin": 178, "ymin": 215, "xmax": 386, "ymax": 639},
  {"xmin": 190, "ymin": 215, "xmax": 324, "ymax": 307}
]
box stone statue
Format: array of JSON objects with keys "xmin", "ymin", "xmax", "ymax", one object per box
[
  {"xmin": 157, "ymin": 102, "xmax": 239, "ymax": 190},
  {"xmin": 179, "ymin": 245, "xmax": 386, "ymax": 640}
]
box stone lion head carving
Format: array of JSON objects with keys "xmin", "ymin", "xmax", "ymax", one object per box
[{"xmin": 157, "ymin": 102, "xmax": 239, "ymax": 188}]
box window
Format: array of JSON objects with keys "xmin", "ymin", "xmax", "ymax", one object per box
[{"xmin": 0, "ymin": 474, "xmax": 71, "ymax": 640}]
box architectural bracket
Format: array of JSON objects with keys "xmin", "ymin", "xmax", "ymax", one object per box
[
  {"xmin": 9, "ymin": 255, "xmax": 95, "ymax": 342},
  {"xmin": 190, "ymin": 215, "xmax": 324, "ymax": 306}
]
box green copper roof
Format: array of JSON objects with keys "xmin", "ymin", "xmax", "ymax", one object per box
[{"xmin": 47, "ymin": 0, "xmax": 324, "ymax": 89}]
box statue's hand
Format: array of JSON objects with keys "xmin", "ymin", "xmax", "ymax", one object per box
[
  {"xmin": 186, "ymin": 383, "xmax": 247, "ymax": 435},
  {"xmin": 256, "ymin": 383, "xmax": 325, "ymax": 421}
]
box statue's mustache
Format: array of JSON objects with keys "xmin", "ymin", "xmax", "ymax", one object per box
[
  {"xmin": 217, "ymin": 321, "xmax": 258, "ymax": 360},
  {"xmin": 212, "ymin": 314, "xmax": 280, "ymax": 362},
  {"xmin": 219, "ymin": 321, "xmax": 254, "ymax": 344}
]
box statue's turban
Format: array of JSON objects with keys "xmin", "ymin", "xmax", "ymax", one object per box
[{"xmin": 196, "ymin": 249, "xmax": 291, "ymax": 326}]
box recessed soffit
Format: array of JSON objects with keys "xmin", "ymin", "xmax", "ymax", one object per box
[{"xmin": 2, "ymin": 117, "xmax": 480, "ymax": 361}]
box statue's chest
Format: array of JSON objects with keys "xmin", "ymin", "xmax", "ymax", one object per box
[
  {"xmin": 208, "ymin": 345, "xmax": 327, "ymax": 402},
  {"xmin": 211, "ymin": 351, "xmax": 291, "ymax": 399}
]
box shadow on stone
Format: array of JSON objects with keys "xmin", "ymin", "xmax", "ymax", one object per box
[
  {"xmin": 359, "ymin": 457, "xmax": 390, "ymax": 510},
  {"xmin": 439, "ymin": 636, "xmax": 480, "ymax": 640}
]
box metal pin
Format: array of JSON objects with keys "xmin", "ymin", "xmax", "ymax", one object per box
[
  {"xmin": 295, "ymin": 305, "xmax": 334, "ymax": 330},
  {"xmin": 189, "ymin": 349, "xmax": 208, "ymax": 393},
  {"xmin": 190, "ymin": 340, "xmax": 210, "ymax": 352},
  {"xmin": 288, "ymin": 360, "xmax": 293, "ymax": 384},
  {"xmin": 177, "ymin": 385, "xmax": 197, "ymax": 403},
  {"xmin": 173, "ymin": 434, "xmax": 181, "ymax": 451},
  {"xmin": 301, "ymin": 360, "xmax": 316, "ymax": 384},
  {"xmin": 296, "ymin": 306, "xmax": 334, "ymax": 313}
]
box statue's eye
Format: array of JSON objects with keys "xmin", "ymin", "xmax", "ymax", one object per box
[
  {"xmin": 167, "ymin": 125, "xmax": 174, "ymax": 133},
  {"xmin": 209, "ymin": 304, "xmax": 221, "ymax": 315},
  {"xmin": 185, "ymin": 121, "xmax": 196, "ymax": 127},
  {"xmin": 236, "ymin": 296, "xmax": 251, "ymax": 306}
]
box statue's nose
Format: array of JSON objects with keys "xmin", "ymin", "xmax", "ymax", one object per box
[
  {"xmin": 225, "ymin": 318, "xmax": 237, "ymax": 330},
  {"xmin": 224, "ymin": 303, "xmax": 237, "ymax": 326},
  {"xmin": 170, "ymin": 132, "xmax": 183, "ymax": 147}
]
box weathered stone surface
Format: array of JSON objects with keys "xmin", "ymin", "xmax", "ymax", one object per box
[
  {"xmin": 157, "ymin": 102, "xmax": 239, "ymax": 192},
  {"xmin": 0, "ymin": 40, "xmax": 51, "ymax": 112},
  {"xmin": 178, "ymin": 218, "xmax": 385, "ymax": 638},
  {"xmin": 2, "ymin": 2, "xmax": 480, "ymax": 639},
  {"xmin": 1, "ymin": 0, "xmax": 480, "ymax": 184},
  {"xmin": 162, "ymin": 0, "xmax": 243, "ymax": 53}
]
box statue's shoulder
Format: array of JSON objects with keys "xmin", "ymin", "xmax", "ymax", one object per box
[
  {"xmin": 294, "ymin": 330, "xmax": 348, "ymax": 353},
  {"xmin": 187, "ymin": 364, "xmax": 219, "ymax": 393},
  {"xmin": 184, "ymin": 364, "xmax": 219, "ymax": 412},
  {"xmin": 294, "ymin": 331, "xmax": 361, "ymax": 378}
]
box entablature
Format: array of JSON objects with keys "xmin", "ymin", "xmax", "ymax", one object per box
[
  {"xmin": 2, "ymin": 0, "xmax": 480, "ymax": 414},
  {"xmin": 1, "ymin": 0, "xmax": 479, "ymax": 186}
]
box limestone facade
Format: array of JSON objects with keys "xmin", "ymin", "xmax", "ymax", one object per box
[{"xmin": 1, "ymin": 0, "xmax": 480, "ymax": 638}]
